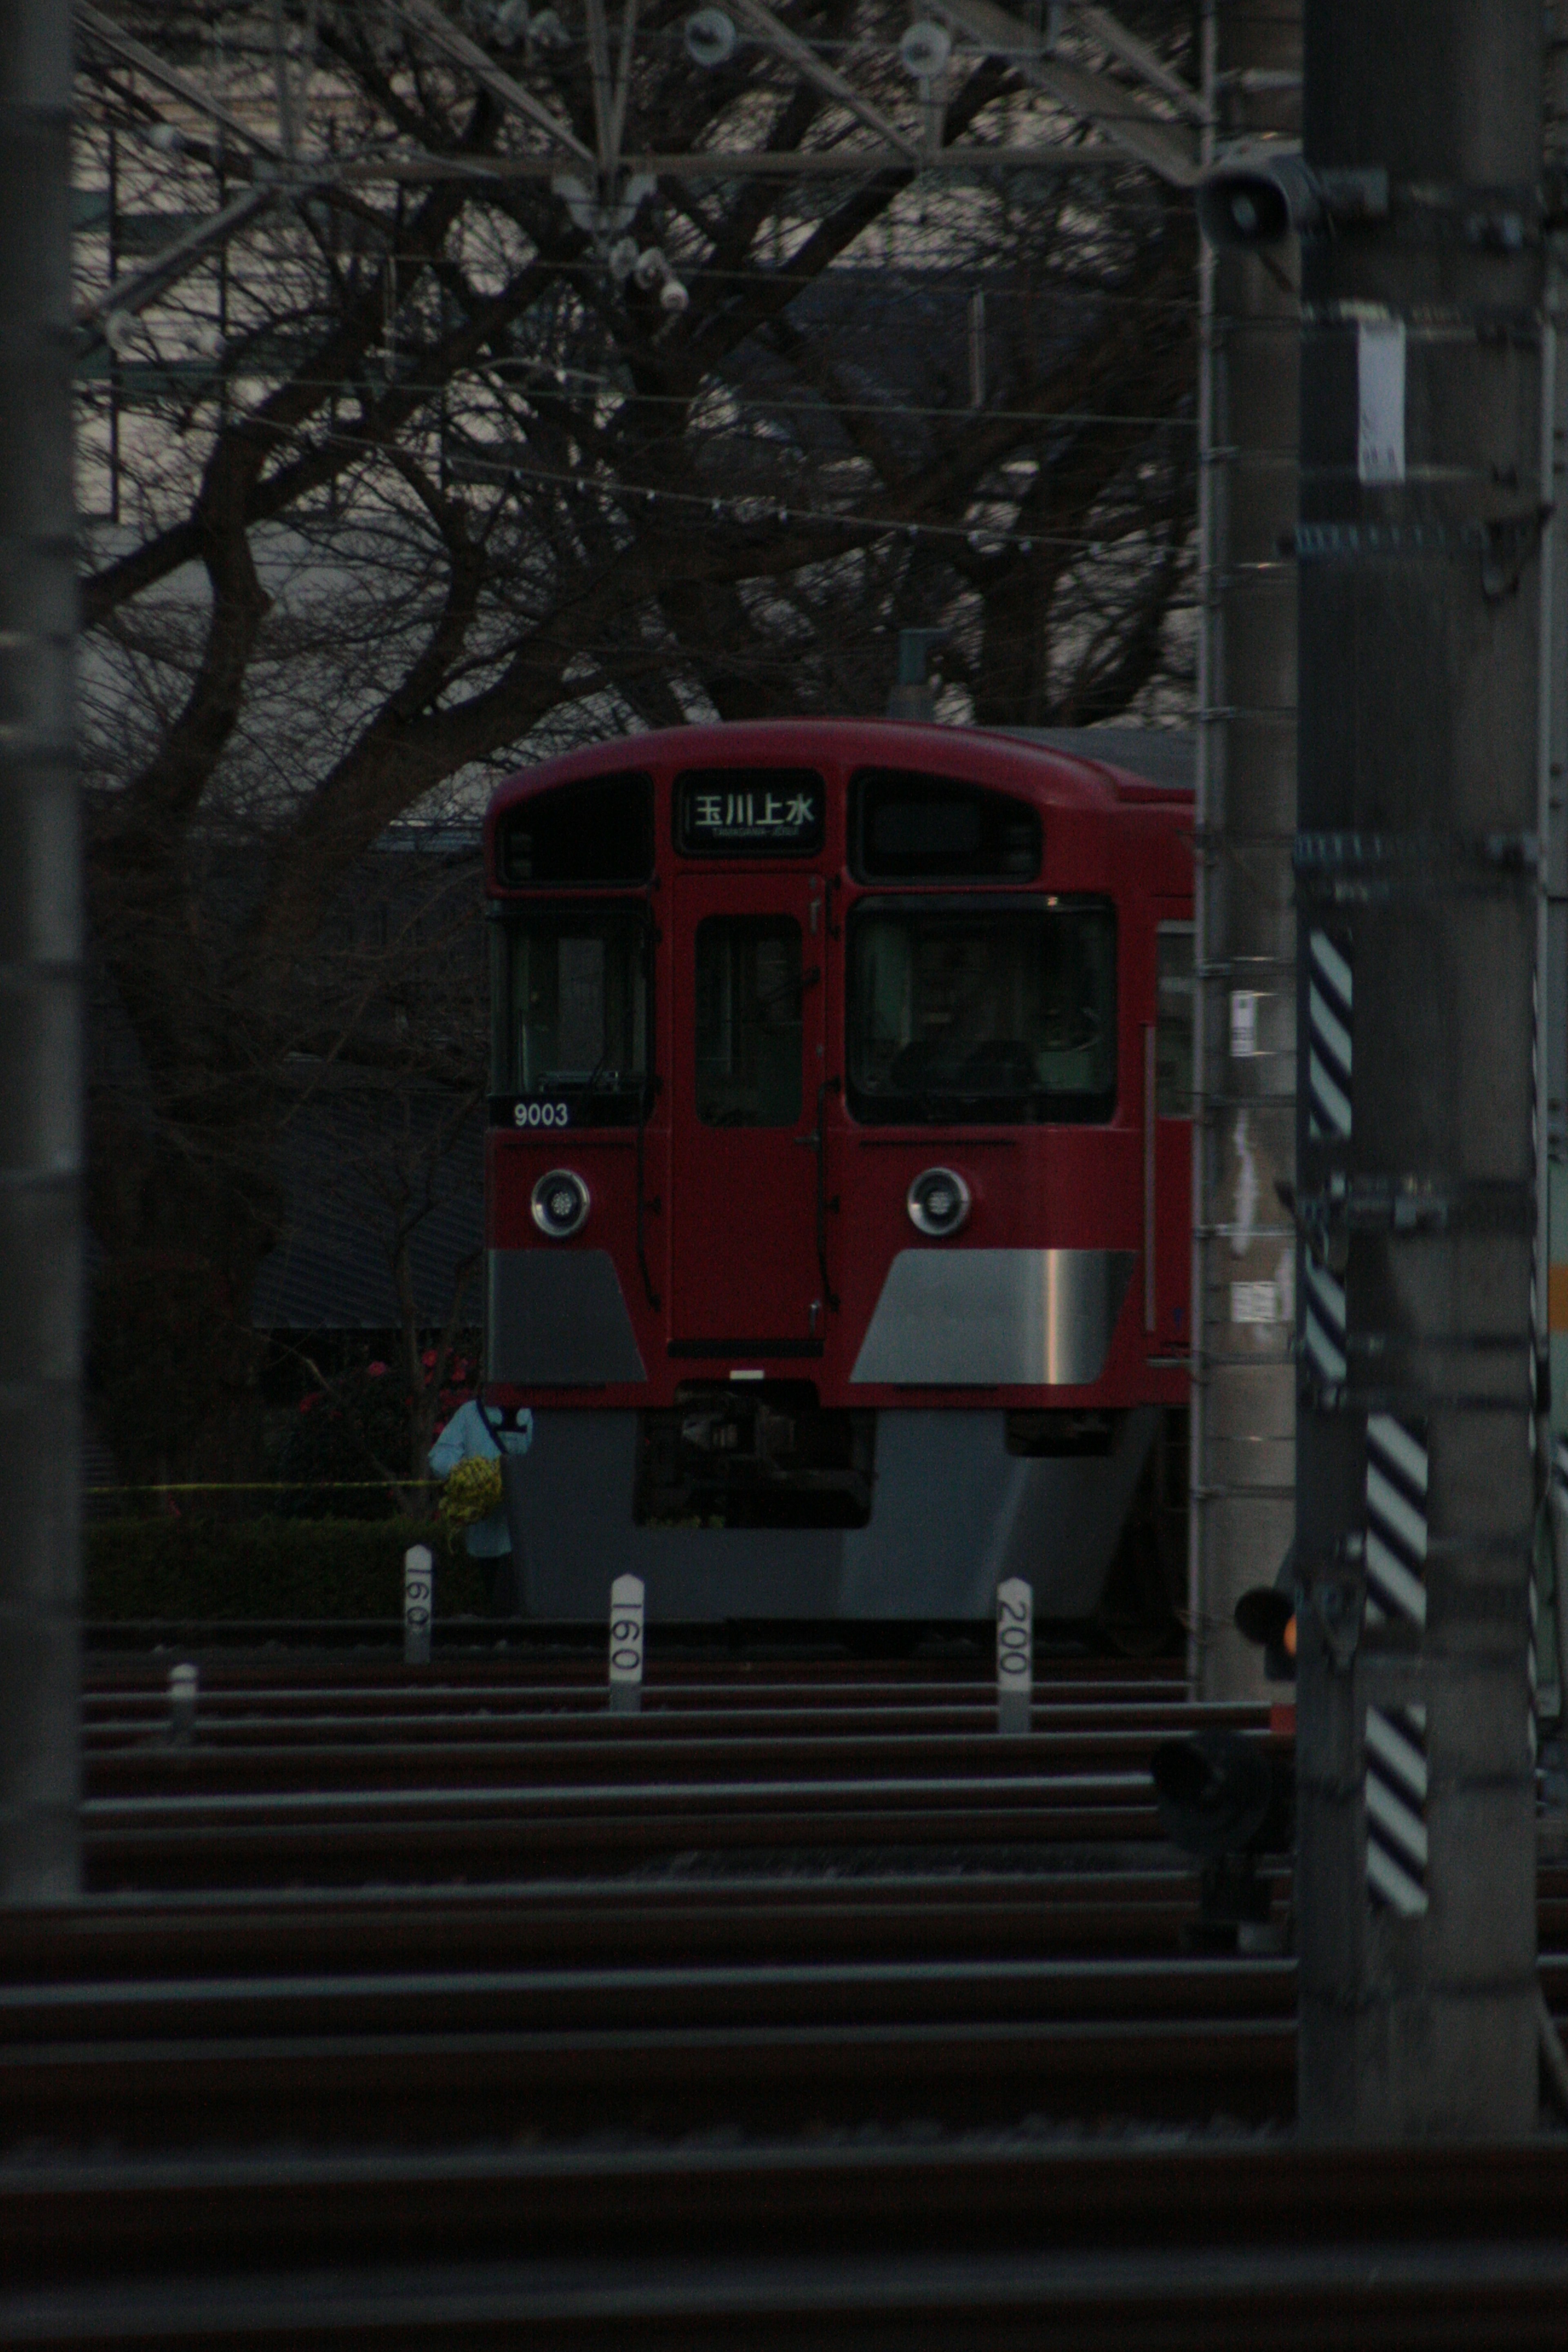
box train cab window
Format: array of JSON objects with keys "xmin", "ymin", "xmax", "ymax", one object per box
[
  {"xmin": 847, "ymin": 898, "xmax": 1116, "ymax": 1123},
  {"xmin": 696, "ymin": 915, "xmax": 804, "ymax": 1127},
  {"xmin": 850, "ymin": 770, "xmax": 1042, "ymax": 882},
  {"xmin": 490, "ymin": 904, "xmax": 650, "ymax": 1119},
  {"xmin": 496, "ymin": 773, "xmax": 653, "ymax": 885},
  {"xmin": 1156, "ymin": 924, "xmax": 1195, "ymax": 1115}
]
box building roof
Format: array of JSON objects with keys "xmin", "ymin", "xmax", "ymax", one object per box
[{"xmin": 250, "ymin": 1094, "xmax": 483, "ymax": 1333}]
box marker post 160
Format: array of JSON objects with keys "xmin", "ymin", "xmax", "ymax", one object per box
[
  {"xmin": 610, "ymin": 1573, "xmax": 645, "ymax": 1713},
  {"xmin": 403, "ymin": 1544, "xmax": 433, "ymax": 1666}
]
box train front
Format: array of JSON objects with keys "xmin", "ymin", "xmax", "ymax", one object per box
[{"xmin": 482, "ymin": 721, "xmax": 1192, "ymax": 1631}]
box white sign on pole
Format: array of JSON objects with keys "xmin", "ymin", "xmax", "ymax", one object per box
[
  {"xmin": 403, "ymin": 1543, "xmax": 433, "ymax": 1666},
  {"xmin": 1229, "ymin": 989, "xmax": 1260, "ymax": 1060},
  {"xmin": 996, "ymin": 1576, "xmax": 1033, "ymax": 1735},
  {"xmin": 1357, "ymin": 318, "xmax": 1406, "ymax": 485},
  {"xmin": 609, "ymin": 1572, "xmax": 645, "ymax": 1713}
]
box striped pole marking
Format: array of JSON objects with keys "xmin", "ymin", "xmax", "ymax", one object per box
[
  {"xmin": 1365, "ymin": 1701, "xmax": 1430, "ymax": 1917},
  {"xmin": 1307, "ymin": 929, "xmax": 1353, "ymax": 1143},
  {"xmin": 1364, "ymin": 1412, "xmax": 1428, "ymax": 1630},
  {"xmin": 1529, "ymin": 1570, "xmax": 1540, "ymax": 1767},
  {"xmin": 1363, "ymin": 1411, "xmax": 1430, "ymax": 1918},
  {"xmin": 1303, "ymin": 1256, "xmax": 1348, "ymax": 1400},
  {"xmin": 1541, "ymin": 1434, "xmax": 1568, "ymax": 1743}
]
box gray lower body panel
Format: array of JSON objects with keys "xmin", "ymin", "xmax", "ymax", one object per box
[
  {"xmin": 506, "ymin": 1406, "xmax": 1159, "ymax": 1621},
  {"xmin": 488, "ymin": 1248, "xmax": 646, "ymax": 1384},
  {"xmin": 851, "ymin": 1248, "xmax": 1135, "ymax": 1388}
]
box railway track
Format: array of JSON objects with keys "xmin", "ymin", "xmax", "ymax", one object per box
[
  {"xmin": 0, "ymin": 1974, "xmax": 1295, "ymax": 2149},
  {"xmin": 77, "ymin": 1661, "xmax": 1256, "ymax": 1888},
  {"xmin": 13, "ymin": 1646, "xmax": 1559, "ymax": 2344},
  {"xmin": 81, "ymin": 1775, "xmax": 1169, "ymax": 1890},
  {"xmin": 5, "ymin": 2135, "xmax": 1568, "ymax": 2346},
  {"xmin": 0, "ymin": 1871, "xmax": 1228, "ymax": 1977}
]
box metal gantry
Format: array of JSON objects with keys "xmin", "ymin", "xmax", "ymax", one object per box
[{"xmin": 70, "ymin": 1, "xmax": 1212, "ymax": 553}]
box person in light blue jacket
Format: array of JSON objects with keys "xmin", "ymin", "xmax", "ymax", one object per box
[{"xmin": 430, "ymin": 1399, "xmax": 534, "ymax": 1615}]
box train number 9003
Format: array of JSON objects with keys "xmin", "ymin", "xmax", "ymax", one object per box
[{"xmin": 514, "ymin": 1100, "xmax": 570, "ymax": 1129}]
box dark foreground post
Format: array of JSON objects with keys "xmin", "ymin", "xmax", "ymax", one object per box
[
  {"xmin": 1189, "ymin": 0, "xmax": 1301, "ymax": 1706},
  {"xmin": 1295, "ymin": 0, "xmax": 1544, "ymax": 2132},
  {"xmin": 0, "ymin": 2, "xmax": 80, "ymax": 1902}
]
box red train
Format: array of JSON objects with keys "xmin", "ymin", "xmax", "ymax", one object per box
[{"xmin": 483, "ymin": 719, "xmax": 1193, "ymax": 1628}]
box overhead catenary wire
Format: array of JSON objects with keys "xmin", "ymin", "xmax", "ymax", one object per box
[{"xmin": 76, "ymin": 395, "xmax": 1188, "ymax": 559}]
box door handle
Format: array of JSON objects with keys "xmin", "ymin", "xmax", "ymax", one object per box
[{"xmin": 1143, "ymin": 1024, "xmax": 1156, "ymax": 1333}]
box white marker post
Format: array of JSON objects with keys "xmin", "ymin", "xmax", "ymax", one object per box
[
  {"xmin": 996, "ymin": 1576, "xmax": 1032, "ymax": 1735},
  {"xmin": 609, "ymin": 1573, "xmax": 645, "ymax": 1713},
  {"xmin": 403, "ymin": 1544, "xmax": 433, "ymax": 1666},
  {"xmin": 168, "ymin": 1662, "xmax": 197, "ymax": 1743}
]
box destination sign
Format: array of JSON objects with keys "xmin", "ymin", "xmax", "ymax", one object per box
[{"xmin": 675, "ymin": 767, "xmax": 825, "ymax": 857}]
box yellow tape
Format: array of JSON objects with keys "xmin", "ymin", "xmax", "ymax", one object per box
[{"xmin": 86, "ymin": 1478, "xmax": 439, "ymax": 1494}]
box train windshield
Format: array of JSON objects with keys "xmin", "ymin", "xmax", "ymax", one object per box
[
  {"xmin": 490, "ymin": 903, "xmax": 651, "ymax": 1118},
  {"xmin": 846, "ymin": 898, "xmax": 1117, "ymax": 1123}
]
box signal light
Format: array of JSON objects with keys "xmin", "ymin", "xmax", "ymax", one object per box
[
  {"xmin": 1235, "ymin": 1586, "xmax": 1293, "ymax": 1648},
  {"xmin": 1235, "ymin": 1583, "xmax": 1297, "ymax": 1682}
]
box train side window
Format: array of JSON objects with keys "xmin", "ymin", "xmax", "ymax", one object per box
[
  {"xmin": 696, "ymin": 916, "xmax": 804, "ymax": 1127},
  {"xmin": 1156, "ymin": 924, "xmax": 1194, "ymax": 1115}
]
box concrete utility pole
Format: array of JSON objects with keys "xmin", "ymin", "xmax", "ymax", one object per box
[
  {"xmin": 0, "ymin": 2, "xmax": 82, "ymax": 1902},
  {"xmin": 1294, "ymin": 0, "xmax": 1544, "ymax": 2133},
  {"xmin": 1189, "ymin": 0, "xmax": 1301, "ymax": 1701}
]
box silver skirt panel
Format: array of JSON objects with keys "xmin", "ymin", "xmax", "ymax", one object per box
[
  {"xmin": 509, "ymin": 1405, "xmax": 1160, "ymax": 1621},
  {"xmin": 850, "ymin": 1247, "xmax": 1135, "ymax": 1387},
  {"xmin": 488, "ymin": 1247, "xmax": 647, "ymax": 1384}
]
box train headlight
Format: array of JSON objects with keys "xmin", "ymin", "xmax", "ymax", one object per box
[
  {"xmin": 531, "ymin": 1167, "xmax": 591, "ymax": 1240},
  {"xmin": 907, "ymin": 1166, "xmax": 971, "ymax": 1238}
]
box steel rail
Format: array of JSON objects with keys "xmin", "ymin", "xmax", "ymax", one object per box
[
  {"xmin": 0, "ymin": 1954, "xmax": 1298, "ymax": 2043},
  {"xmin": 0, "ymin": 2016, "xmax": 1295, "ymax": 2149},
  {"xmin": 80, "ymin": 1697, "xmax": 1264, "ymax": 1737},
  {"xmin": 82, "ymin": 1657, "xmax": 1185, "ymax": 1695},
  {"xmin": 8, "ymin": 2134, "xmax": 1568, "ymax": 2284},
  {"xmin": 0, "ymin": 1872, "xmax": 1218, "ymax": 1979},
  {"xmin": 83, "ymin": 1770, "xmax": 1154, "ymax": 1820},
  {"xmin": 79, "ymin": 1767, "xmax": 1169, "ymax": 1891},
  {"xmin": 78, "ymin": 1731, "xmax": 1240, "ymax": 1800},
  {"xmin": 82, "ymin": 1632, "xmax": 1185, "ymax": 1681},
  {"xmin": 6, "ymin": 2236, "xmax": 1564, "ymax": 2349}
]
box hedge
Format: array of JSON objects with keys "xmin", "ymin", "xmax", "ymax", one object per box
[{"xmin": 85, "ymin": 1517, "xmax": 495, "ymax": 1620}]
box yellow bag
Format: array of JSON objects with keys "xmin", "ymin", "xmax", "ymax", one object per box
[{"xmin": 439, "ymin": 1454, "xmax": 504, "ymax": 1529}]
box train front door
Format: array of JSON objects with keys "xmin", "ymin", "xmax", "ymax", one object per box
[{"xmin": 669, "ymin": 870, "xmax": 826, "ymax": 1354}]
